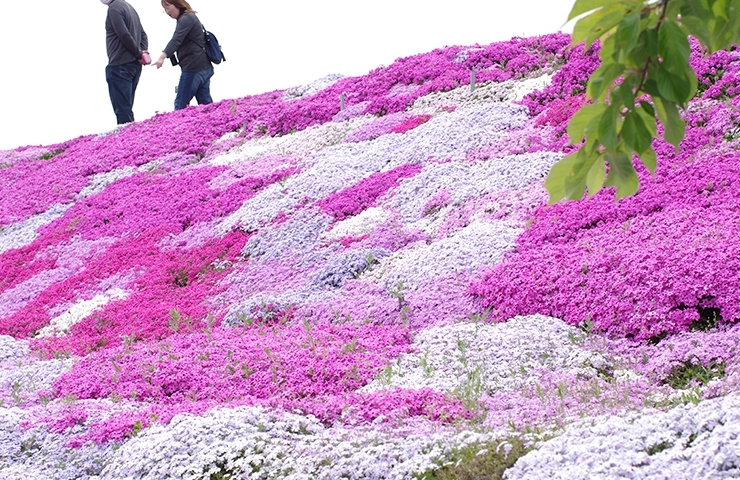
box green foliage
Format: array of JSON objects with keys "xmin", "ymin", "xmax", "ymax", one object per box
[
  {"xmin": 547, "ymin": 0, "xmax": 740, "ymax": 202},
  {"xmin": 37, "ymin": 148, "xmax": 65, "ymax": 161},
  {"xmin": 662, "ymin": 358, "xmax": 726, "ymax": 389},
  {"xmin": 646, "ymin": 439, "xmax": 673, "ymax": 455},
  {"xmin": 414, "ymin": 437, "xmax": 535, "ymax": 480}
]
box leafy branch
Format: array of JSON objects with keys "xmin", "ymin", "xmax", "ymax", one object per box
[{"xmin": 546, "ymin": 0, "xmax": 740, "ymax": 203}]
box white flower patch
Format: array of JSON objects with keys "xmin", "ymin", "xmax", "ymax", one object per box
[
  {"xmin": 0, "ymin": 408, "xmax": 24, "ymax": 468},
  {"xmin": 101, "ymin": 406, "xmax": 507, "ymax": 480},
  {"xmin": 410, "ymin": 74, "xmax": 553, "ymax": 111},
  {"xmin": 217, "ymin": 136, "xmax": 407, "ymax": 233},
  {"xmin": 74, "ymin": 165, "xmax": 138, "ymax": 200},
  {"xmin": 362, "ymin": 315, "xmax": 611, "ymax": 395},
  {"xmin": 0, "ymin": 358, "xmax": 74, "ymax": 407},
  {"xmin": 366, "ymin": 219, "xmax": 522, "ymax": 291},
  {"xmin": 506, "ymin": 391, "xmax": 740, "ymax": 480},
  {"xmin": 283, "ymin": 74, "xmax": 346, "ymax": 100},
  {"xmin": 160, "ymin": 218, "xmax": 225, "ymax": 250},
  {"xmin": 241, "ymin": 208, "xmax": 334, "ymax": 263},
  {"xmin": 386, "ymin": 151, "xmax": 561, "ymax": 224},
  {"xmin": 0, "ymin": 337, "xmax": 29, "ymax": 363},
  {"xmin": 0, "ymin": 147, "xmax": 53, "ymax": 166},
  {"xmin": 208, "ymin": 115, "xmax": 371, "ymax": 168},
  {"xmin": 217, "ymin": 100, "xmax": 536, "ymax": 233},
  {"xmin": 216, "ymin": 182, "xmax": 295, "ymax": 233},
  {"xmin": 0, "ymin": 237, "xmax": 117, "ymax": 319},
  {"xmin": 321, "ymin": 207, "xmax": 391, "ymax": 242},
  {"xmin": 35, "ymin": 288, "xmax": 128, "ymax": 338},
  {"xmin": 222, "ymin": 286, "xmax": 338, "ymax": 326},
  {"xmin": 0, "ymin": 400, "xmax": 123, "ymax": 479},
  {"xmin": 0, "ymin": 204, "xmax": 70, "ymax": 255},
  {"xmin": 386, "ymin": 102, "xmax": 529, "ymax": 164}
]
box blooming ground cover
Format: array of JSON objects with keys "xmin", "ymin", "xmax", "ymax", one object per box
[{"xmin": 2, "ymin": 33, "xmax": 740, "ymax": 478}]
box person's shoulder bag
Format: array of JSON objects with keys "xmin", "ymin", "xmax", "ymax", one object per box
[{"xmin": 202, "ymin": 26, "xmax": 226, "ymax": 64}]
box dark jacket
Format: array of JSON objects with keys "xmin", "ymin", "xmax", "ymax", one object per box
[
  {"xmin": 163, "ymin": 13, "xmax": 212, "ymax": 72},
  {"xmin": 105, "ymin": 0, "xmax": 148, "ymax": 66}
]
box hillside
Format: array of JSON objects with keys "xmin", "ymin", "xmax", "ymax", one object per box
[{"xmin": 2, "ymin": 32, "xmax": 740, "ymax": 479}]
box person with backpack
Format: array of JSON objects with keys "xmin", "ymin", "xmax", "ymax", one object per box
[
  {"xmin": 100, "ymin": 0, "xmax": 150, "ymax": 124},
  {"xmin": 154, "ymin": 0, "xmax": 214, "ymax": 110}
]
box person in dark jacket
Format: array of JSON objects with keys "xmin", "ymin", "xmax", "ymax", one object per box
[
  {"xmin": 100, "ymin": 0, "xmax": 150, "ymax": 124},
  {"xmin": 154, "ymin": 0, "xmax": 214, "ymax": 110}
]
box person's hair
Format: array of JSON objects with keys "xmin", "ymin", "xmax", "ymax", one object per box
[{"xmin": 162, "ymin": 0, "xmax": 197, "ymax": 15}]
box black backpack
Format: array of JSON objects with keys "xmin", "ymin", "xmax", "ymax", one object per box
[{"xmin": 202, "ymin": 26, "xmax": 225, "ymax": 64}]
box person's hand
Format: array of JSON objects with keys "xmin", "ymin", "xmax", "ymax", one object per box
[
  {"xmin": 140, "ymin": 51, "xmax": 152, "ymax": 65},
  {"xmin": 155, "ymin": 52, "xmax": 168, "ymax": 69}
]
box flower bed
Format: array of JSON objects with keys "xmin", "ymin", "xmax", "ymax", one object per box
[{"xmin": 2, "ymin": 32, "xmax": 740, "ymax": 478}]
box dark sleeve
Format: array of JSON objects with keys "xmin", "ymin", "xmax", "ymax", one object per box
[
  {"xmin": 163, "ymin": 15, "xmax": 195, "ymax": 57},
  {"xmin": 109, "ymin": 9, "xmax": 141, "ymax": 58},
  {"xmin": 140, "ymin": 28, "xmax": 149, "ymax": 52}
]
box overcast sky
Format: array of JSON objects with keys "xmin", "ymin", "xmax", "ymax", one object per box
[{"xmin": 0, "ymin": 0, "xmax": 576, "ymax": 150}]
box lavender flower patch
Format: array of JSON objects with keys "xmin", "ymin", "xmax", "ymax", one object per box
[
  {"xmin": 219, "ymin": 100, "xmax": 538, "ymax": 233},
  {"xmin": 311, "ymin": 247, "xmax": 391, "ymax": 289},
  {"xmin": 332, "ymin": 101, "xmax": 373, "ymax": 122},
  {"xmin": 344, "ymin": 111, "xmax": 418, "ymax": 143}
]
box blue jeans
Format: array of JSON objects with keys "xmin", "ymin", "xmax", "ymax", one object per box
[
  {"xmin": 175, "ymin": 67, "xmax": 214, "ymax": 110},
  {"xmin": 106, "ymin": 61, "xmax": 142, "ymax": 124}
]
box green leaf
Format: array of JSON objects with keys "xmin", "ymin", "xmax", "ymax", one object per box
[
  {"xmin": 610, "ymin": 81, "xmax": 636, "ymax": 110},
  {"xmin": 654, "ymin": 97, "xmax": 686, "ymax": 149},
  {"xmin": 639, "ymin": 100, "xmax": 655, "ymax": 118},
  {"xmin": 568, "ymin": 0, "xmax": 620, "ymax": 21},
  {"xmin": 678, "ymin": 14, "xmax": 712, "ymax": 50},
  {"xmin": 573, "ymin": 4, "xmax": 631, "ymax": 48},
  {"xmin": 711, "ymin": 0, "xmax": 731, "ymax": 21},
  {"xmin": 616, "ymin": 10, "xmax": 641, "ymax": 56},
  {"xmin": 642, "ymin": 78, "xmax": 660, "ymax": 97},
  {"xmin": 567, "ymin": 102, "xmax": 607, "ymax": 144},
  {"xmin": 604, "ymin": 151, "xmax": 640, "ymax": 198},
  {"xmin": 587, "ymin": 63, "xmax": 625, "ymax": 101},
  {"xmin": 545, "ymin": 153, "xmax": 579, "ymax": 203},
  {"xmin": 639, "ymin": 147, "xmax": 657, "ymax": 175},
  {"xmin": 585, "ymin": 155, "xmax": 607, "ymax": 197},
  {"xmin": 622, "ymin": 110, "xmax": 652, "ymax": 154},
  {"xmin": 598, "ymin": 104, "xmax": 620, "ymax": 152},
  {"xmin": 656, "ymin": 65, "xmax": 694, "ymax": 104},
  {"xmin": 658, "ymin": 21, "xmax": 691, "ymax": 73},
  {"xmin": 600, "ymin": 31, "xmax": 618, "ymax": 63},
  {"xmin": 636, "ymin": 103, "xmax": 657, "ymax": 137},
  {"xmin": 706, "ymin": 1, "xmax": 740, "ymax": 52},
  {"xmin": 545, "ymin": 146, "xmax": 600, "ymax": 203}
]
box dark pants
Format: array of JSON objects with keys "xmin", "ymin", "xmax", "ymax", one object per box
[
  {"xmin": 106, "ymin": 61, "xmax": 142, "ymax": 125},
  {"xmin": 175, "ymin": 67, "xmax": 214, "ymax": 110}
]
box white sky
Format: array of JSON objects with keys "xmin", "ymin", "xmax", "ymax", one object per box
[{"xmin": 0, "ymin": 0, "xmax": 576, "ymax": 150}]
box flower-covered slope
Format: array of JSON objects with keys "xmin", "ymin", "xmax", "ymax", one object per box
[{"xmin": 2, "ymin": 33, "xmax": 740, "ymax": 479}]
